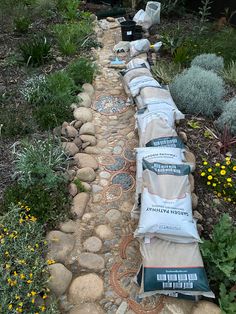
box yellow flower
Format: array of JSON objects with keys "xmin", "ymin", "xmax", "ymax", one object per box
[
  {"xmin": 217, "ymin": 193, "xmax": 222, "ymax": 197},
  {"xmin": 5, "ymin": 264, "xmax": 10, "ymax": 270},
  {"xmin": 212, "ymin": 183, "xmax": 216, "ymax": 187},
  {"xmin": 19, "ymin": 218, "xmax": 24, "ymax": 224},
  {"xmin": 215, "ymin": 163, "xmax": 220, "ymax": 167},
  {"xmin": 29, "ymin": 273, "xmax": 33, "ymax": 278},
  {"xmin": 35, "ymin": 243, "xmax": 39, "ymax": 248},
  {"xmin": 18, "ymin": 302, "xmax": 23, "ymax": 307},
  {"xmin": 32, "ymin": 298, "xmax": 35, "ymax": 304},
  {"xmin": 200, "ymin": 172, "xmax": 206, "ymax": 176},
  {"xmin": 31, "ymin": 291, "xmax": 37, "ymax": 296},
  {"xmin": 40, "ymin": 306, "xmax": 46, "ymax": 312},
  {"xmin": 228, "ymin": 198, "xmax": 232, "ymax": 202},
  {"xmin": 18, "ymin": 259, "xmax": 26, "ymax": 265},
  {"xmin": 208, "ymin": 168, "xmax": 212, "ymax": 172},
  {"xmin": 226, "ymin": 161, "xmax": 231, "ymax": 165},
  {"xmin": 20, "ymin": 274, "xmax": 25, "ymax": 280},
  {"xmin": 207, "ymin": 175, "xmax": 213, "ymax": 180},
  {"xmin": 233, "ymin": 166, "xmax": 236, "ymax": 171},
  {"xmin": 5, "ymin": 251, "xmax": 9, "ymax": 256},
  {"xmin": 42, "ymin": 294, "xmax": 48, "ymax": 299},
  {"xmin": 220, "ymin": 170, "xmax": 226, "ymax": 175},
  {"xmin": 203, "ymin": 161, "xmax": 208, "ymax": 165},
  {"xmin": 30, "ymin": 216, "xmax": 37, "ymax": 222},
  {"xmin": 221, "ymin": 165, "xmax": 225, "ymax": 169},
  {"xmin": 13, "ymin": 271, "xmax": 18, "ymax": 277},
  {"xmin": 227, "ymin": 178, "xmax": 232, "ymax": 182},
  {"xmin": 27, "ymin": 280, "xmax": 32, "ymax": 284},
  {"xmin": 207, "ymin": 181, "xmax": 211, "ymax": 185},
  {"xmin": 16, "ymin": 308, "xmax": 22, "ymax": 313},
  {"xmin": 8, "ymin": 304, "xmax": 13, "ymax": 310},
  {"xmin": 225, "ymin": 157, "xmax": 231, "ymax": 161},
  {"xmin": 15, "ymin": 295, "xmax": 20, "ymax": 300},
  {"xmin": 47, "ymin": 259, "xmax": 56, "ymax": 265}
]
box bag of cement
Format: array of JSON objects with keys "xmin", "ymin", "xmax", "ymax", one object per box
[
  {"xmin": 127, "ymin": 58, "xmax": 150, "ymax": 70},
  {"xmin": 133, "ymin": 10, "xmax": 152, "ymax": 31},
  {"xmin": 113, "ymin": 41, "xmax": 130, "ymax": 53},
  {"xmin": 139, "ymin": 238, "xmax": 215, "ymax": 298},
  {"xmin": 121, "ymin": 67, "xmax": 152, "ymax": 91},
  {"xmin": 128, "ymin": 76, "xmax": 161, "ymax": 97},
  {"xmin": 139, "ymin": 86, "xmax": 185, "ymax": 120},
  {"xmin": 130, "ymin": 39, "xmax": 150, "ymax": 58},
  {"xmin": 135, "ymin": 160, "xmax": 200, "ymax": 242},
  {"xmin": 145, "ymin": 1, "xmax": 161, "ymax": 25}
]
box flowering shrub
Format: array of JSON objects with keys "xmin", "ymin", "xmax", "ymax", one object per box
[
  {"xmin": 200, "ymin": 156, "xmax": 236, "ymax": 203},
  {"xmin": 0, "ymin": 203, "xmax": 59, "ymax": 313}
]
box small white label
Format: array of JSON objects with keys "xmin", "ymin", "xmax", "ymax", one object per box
[
  {"xmin": 127, "ymin": 31, "xmax": 132, "ymax": 35},
  {"xmin": 144, "ymin": 236, "xmax": 151, "ymax": 244}
]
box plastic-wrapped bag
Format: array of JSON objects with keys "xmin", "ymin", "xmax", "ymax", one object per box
[
  {"xmin": 133, "ymin": 9, "xmax": 152, "ymax": 31},
  {"xmin": 138, "ymin": 238, "xmax": 215, "ymax": 298},
  {"xmin": 134, "ymin": 160, "xmax": 200, "ymax": 242},
  {"xmin": 145, "ymin": 1, "xmax": 161, "ymax": 25},
  {"xmin": 121, "ymin": 67, "xmax": 152, "ymax": 92},
  {"xmin": 130, "ymin": 39, "xmax": 150, "ymax": 58},
  {"xmin": 127, "ymin": 58, "xmax": 150, "ymax": 70},
  {"xmin": 128, "ymin": 76, "xmax": 160, "ymax": 97}
]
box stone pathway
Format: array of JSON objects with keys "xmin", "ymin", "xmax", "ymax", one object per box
[{"xmin": 46, "ymin": 20, "xmax": 220, "ymax": 314}]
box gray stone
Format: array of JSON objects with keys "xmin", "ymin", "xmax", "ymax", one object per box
[
  {"xmin": 74, "ymin": 153, "xmax": 98, "ymax": 170},
  {"xmin": 193, "ymin": 210, "xmax": 203, "ymax": 221},
  {"xmin": 76, "ymin": 167, "xmax": 96, "ymax": 182},
  {"xmin": 84, "ymin": 147, "xmax": 102, "ymax": 155},
  {"xmin": 179, "ymin": 131, "xmax": 188, "ymax": 143},
  {"xmin": 62, "ymin": 142, "xmax": 79, "ymax": 156},
  {"xmin": 77, "ymin": 92, "xmax": 92, "ymax": 108},
  {"xmin": 80, "ymin": 181, "xmax": 92, "ymax": 192},
  {"xmin": 106, "ymin": 16, "xmax": 115, "ymax": 22},
  {"xmin": 83, "ymin": 236, "xmax": 102, "ymax": 253},
  {"xmin": 78, "ymin": 253, "xmax": 105, "ymax": 270},
  {"xmin": 113, "ymin": 146, "xmax": 122, "ymax": 154},
  {"xmin": 93, "ymin": 194, "xmax": 103, "ymax": 203},
  {"xmin": 68, "ymin": 183, "xmax": 78, "ymax": 197},
  {"xmin": 71, "ymin": 192, "xmax": 90, "ymax": 217},
  {"xmin": 48, "ymin": 263, "xmax": 72, "ymax": 296},
  {"xmin": 73, "ymin": 137, "xmax": 82, "ymax": 148},
  {"xmin": 116, "ymin": 301, "xmax": 128, "ymax": 314},
  {"xmin": 92, "ymin": 184, "xmax": 103, "ymax": 193},
  {"xmin": 105, "ymin": 209, "xmax": 121, "ymax": 224},
  {"xmin": 74, "ymin": 120, "xmax": 83, "ymax": 129},
  {"xmin": 59, "ymin": 220, "xmax": 77, "ymax": 233},
  {"xmin": 68, "ymin": 274, "xmax": 104, "ymax": 303},
  {"xmin": 99, "ymin": 171, "xmax": 111, "ymax": 179},
  {"xmin": 79, "ymin": 122, "xmax": 95, "ymax": 136},
  {"xmin": 46, "ymin": 231, "xmax": 75, "ymax": 264},
  {"xmin": 95, "ymin": 225, "xmax": 113, "ymax": 240},
  {"xmin": 82, "ymin": 83, "xmax": 95, "ymax": 97},
  {"xmin": 192, "ymin": 193, "xmax": 199, "ymax": 209},
  {"xmin": 73, "ymin": 107, "xmax": 93, "ymax": 123},
  {"xmin": 69, "ymin": 303, "xmax": 104, "ymax": 314},
  {"xmin": 80, "ymin": 135, "xmax": 97, "ymax": 146},
  {"xmin": 61, "ymin": 125, "xmax": 78, "ymax": 138}
]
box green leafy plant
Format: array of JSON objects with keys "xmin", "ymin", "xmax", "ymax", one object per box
[
  {"xmin": 74, "ymin": 178, "xmax": 87, "ymax": 192},
  {"xmin": 66, "ymin": 57, "xmax": 96, "ymax": 86},
  {"xmin": 63, "ymin": 0, "xmax": 80, "ymax": 20},
  {"xmin": 19, "ymin": 36, "xmax": 51, "ymax": 66},
  {"xmin": 173, "ymin": 45, "xmax": 189, "ymax": 65},
  {"xmin": 14, "ymin": 15, "xmax": 31, "ymax": 33},
  {"xmin": 32, "ymin": 0, "xmax": 57, "ymax": 18},
  {"xmin": 217, "ymin": 98, "xmax": 236, "ymax": 136},
  {"xmin": 1, "ymin": 182, "xmax": 70, "ymax": 226},
  {"xmin": 187, "ymin": 120, "xmax": 201, "ymax": 129},
  {"xmin": 219, "ymin": 283, "xmax": 236, "ymax": 314},
  {"xmin": 52, "ymin": 22, "xmax": 92, "ymax": 55},
  {"xmin": 160, "ymin": 0, "xmax": 186, "ymax": 17},
  {"xmin": 0, "ymin": 204, "xmax": 59, "ymax": 313},
  {"xmin": 200, "ymin": 156, "xmax": 236, "ymax": 203},
  {"xmin": 191, "ymin": 53, "xmax": 224, "ymax": 73},
  {"xmin": 161, "ymin": 31, "xmax": 184, "ymax": 55},
  {"xmin": 200, "ymin": 213, "xmax": 236, "ymax": 295},
  {"xmin": 152, "ymin": 60, "xmax": 181, "ymax": 84},
  {"xmin": 198, "ymin": 0, "xmax": 212, "ymax": 33},
  {"xmin": 13, "ymin": 137, "xmax": 69, "ymax": 189},
  {"xmin": 170, "ymin": 66, "xmax": 225, "ymax": 116},
  {"xmin": 222, "ymin": 61, "xmax": 236, "ymax": 86}
]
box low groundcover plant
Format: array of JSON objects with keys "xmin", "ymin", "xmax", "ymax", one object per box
[
  {"xmin": 200, "ymin": 156, "xmax": 236, "ymax": 203},
  {"xmin": 0, "ymin": 203, "xmax": 59, "ymax": 313}
]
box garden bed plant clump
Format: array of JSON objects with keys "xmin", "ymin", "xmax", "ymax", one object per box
[{"xmin": 0, "ymin": 0, "xmax": 99, "ymax": 311}]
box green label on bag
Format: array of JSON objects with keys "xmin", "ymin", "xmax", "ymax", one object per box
[
  {"xmin": 143, "ymin": 160, "xmax": 190, "ymax": 175},
  {"xmin": 146, "ymin": 136, "xmax": 184, "ymax": 148},
  {"xmin": 143, "ymin": 267, "xmax": 210, "ymax": 292}
]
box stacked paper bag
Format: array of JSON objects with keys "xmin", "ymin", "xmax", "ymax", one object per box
[{"xmin": 120, "ymin": 52, "xmax": 214, "ymax": 300}]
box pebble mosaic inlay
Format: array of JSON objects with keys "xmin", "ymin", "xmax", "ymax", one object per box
[
  {"xmin": 105, "ymin": 156, "xmax": 126, "ymax": 172},
  {"xmin": 111, "ymin": 172, "xmax": 135, "ymax": 191},
  {"xmin": 93, "ymin": 95, "xmax": 129, "ymax": 115}
]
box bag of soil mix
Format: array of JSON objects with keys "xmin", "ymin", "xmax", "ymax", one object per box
[
  {"xmin": 135, "ymin": 160, "xmax": 200, "ymax": 242},
  {"xmin": 139, "ymin": 86, "xmax": 184, "ymax": 120},
  {"xmin": 128, "ymin": 76, "xmax": 161, "ymax": 97},
  {"xmin": 129, "ymin": 39, "xmax": 151, "ymax": 58},
  {"xmin": 127, "ymin": 58, "xmax": 150, "ymax": 70},
  {"xmin": 121, "ymin": 67, "xmax": 152, "ymax": 95},
  {"xmin": 138, "ymin": 238, "xmax": 214, "ymax": 298}
]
